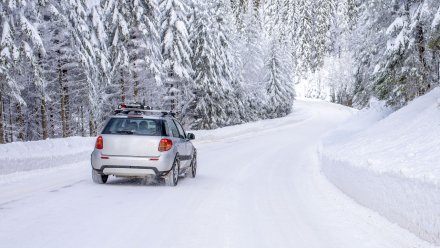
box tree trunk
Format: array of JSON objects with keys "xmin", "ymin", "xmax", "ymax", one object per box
[
  {"xmin": 170, "ymin": 83, "xmax": 175, "ymax": 111},
  {"xmin": 59, "ymin": 67, "xmax": 70, "ymax": 138},
  {"xmin": 49, "ymin": 106, "xmax": 55, "ymax": 138},
  {"xmin": 89, "ymin": 111, "xmax": 96, "ymax": 136},
  {"xmin": 16, "ymin": 103, "xmax": 25, "ymax": 141},
  {"xmin": 60, "ymin": 81, "xmax": 66, "ymax": 137},
  {"xmin": 120, "ymin": 71, "xmax": 126, "ymax": 102},
  {"xmin": 133, "ymin": 72, "xmax": 139, "ymax": 101},
  {"xmin": 168, "ymin": 71, "xmax": 176, "ymax": 111},
  {"xmin": 64, "ymin": 80, "xmax": 70, "ymax": 136},
  {"xmin": 81, "ymin": 106, "xmax": 85, "ymax": 137},
  {"xmin": 8, "ymin": 97, "xmax": 13, "ymax": 142},
  {"xmin": 41, "ymin": 96, "xmax": 48, "ymax": 140},
  {"xmin": 0, "ymin": 90, "xmax": 4, "ymax": 144}
]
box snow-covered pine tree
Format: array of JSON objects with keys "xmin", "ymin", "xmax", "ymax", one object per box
[
  {"xmin": 414, "ymin": 0, "xmax": 440, "ymax": 93},
  {"xmin": 0, "ymin": 4, "xmax": 21, "ymax": 143},
  {"xmin": 264, "ymin": 0, "xmax": 292, "ymax": 54},
  {"xmin": 239, "ymin": 2, "xmax": 265, "ymax": 99},
  {"xmin": 264, "ymin": 0, "xmax": 280, "ymax": 35},
  {"xmin": 349, "ymin": 0, "xmax": 393, "ymax": 107},
  {"xmin": 294, "ymin": 0, "xmax": 314, "ymax": 76},
  {"xmin": 230, "ymin": 0, "xmax": 247, "ymax": 29},
  {"xmin": 184, "ymin": 2, "xmax": 231, "ymax": 129},
  {"xmin": 373, "ymin": 1, "xmax": 414, "ymax": 107},
  {"xmin": 124, "ymin": 0, "xmax": 163, "ymax": 107},
  {"xmin": 106, "ymin": 0, "xmax": 162, "ymax": 106},
  {"xmin": 39, "ymin": 2, "xmax": 75, "ymax": 138},
  {"xmin": 264, "ymin": 0, "xmax": 298, "ymax": 80},
  {"xmin": 104, "ymin": 0, "xmax": 131, "ymax": 104},
  {"xmin": 211, "ymin": 1, "xmax": 249, "ymax": 125},
  {"xmin": 160, "ymin": 0, "xmax": 193, "ymax": 112},
  {"xmin": 88, "ymin": 2, "xmax": 111, "ymax": 135},
  {"xmin": 431, "ymin": 4, "xmax": 440, "ymax": 50},
  {"xmin": 318, "ymin": 0, "xmax": 356, "ymax": 106},
  {"xmin": 281, "ymin": 0, "xmax": 297, "ymax": 54},
  {"xmin": 344, "ymin": 0, "xmax": 359, "ymax": 31},
  {"xmin": 350, "ymin": 0, "xmax": 439, "ymax": 108},
  {"xmin": 21, "ymin": 0, "xmax": 50, "ymax": 140},
  {"xmin": 58, "ymin": 0, "xmax": 109, "ymax": 135},
  {"xmin": 312, "ymin": 0, "xmax": 335, "ymax": 70},
  {"xmin": 380, "ymin": 0, "xmax": 434, "ymax": 106},
  {"xmin": 0, "ymin": 0, "xmax": 46, "ymax": 142},
  {"xmin": 264, "ymin": 34, "xmax": 295, "ymax": 118},
  {"xmin": 428, "ymin": 1, "xmax": 440, "ymax": 86}
]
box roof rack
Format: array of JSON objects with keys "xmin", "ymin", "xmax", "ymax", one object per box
[{"xmin": 113, "ymin": 103, "xmax": 177, "ymax": 117}]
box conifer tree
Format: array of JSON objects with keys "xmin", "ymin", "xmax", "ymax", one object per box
[
  {"xmin": 239, "ymin": 2, "xmax": 265, "ymax": 95},
  {"xmin": 185, "ymin": 2, "xmax": 230, "ymax": 129},
  {"xmin": 212, "ymin": 1, "xmax": 249, "ymax": 124},
  {"xmin": 0, "ymin": 0, "xmax": 46, "ymax": 141},
  {"xmin": 159, "ymin": 0, "xmax": 193, "ymax": 111},
  {"xmin": 264, "ymin": 35, "xmax": 295, "ymax": 118},
  {"xmin": 104, "ymin": 0, "xmax": 131, "ymax": 104}
]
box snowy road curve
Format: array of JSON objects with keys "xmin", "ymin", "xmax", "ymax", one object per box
[{"xmin": 0, "ymin": 100, "xmax": 435, "ymax": 248}]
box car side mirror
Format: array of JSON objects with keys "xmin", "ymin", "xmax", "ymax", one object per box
[{"xmin": 187, "ymin": 133, "xmax": 195, "ymax": 140}]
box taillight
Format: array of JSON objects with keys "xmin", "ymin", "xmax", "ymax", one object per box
[
  {"xmin": 158, "ymin": 138, "xmax": 173, "ymax": 152},
  {"xmin": 95, "ymin": 136, "xmax": 104, "ymax": 150}
]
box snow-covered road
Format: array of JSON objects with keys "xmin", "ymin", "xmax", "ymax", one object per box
[{"xmin": 0, "ymin": 100, "xmax": 435, "ymax": 248}]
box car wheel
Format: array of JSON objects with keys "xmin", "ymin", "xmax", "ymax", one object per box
[
  {"xmin": 165, "ymin": 158, "xmax": 180, "ymax": 186},
  {"xmin": 92, "ymin": 169, "xmax": 108, "ymax": 184},
  {"xmin": 189, "ymin": 152, "xmax": 197, "ymax": 178}
]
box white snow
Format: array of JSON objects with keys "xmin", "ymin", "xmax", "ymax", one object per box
[
  {"xmin": 86, "ymin": 0, "xmax": 101, "ymax": 8},
  {"xmin": 0, "ymin": 21, "xmax": 11, "ymax": 47},
  {"xmin": 0, "ymin": 137, "xmax": 94, "ymax": 175},
  {"xmin": 0, "ymin": 100, "xmax": 436, "ymax": 248},
  {"xmin": 320, "ymin": 87, "xmax": 440, "ymax": 245},
  {"xmin": 431, "ymin": 6, "xmax": 440, "ymax": 29},
  {"xmin": 386, "ymin": 16, "xmax": 405, "ymax": 35}
]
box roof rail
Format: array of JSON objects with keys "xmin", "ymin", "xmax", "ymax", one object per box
[{"xmin": 113, "ymin": 103, "xmax": 177, "ymax": 117}]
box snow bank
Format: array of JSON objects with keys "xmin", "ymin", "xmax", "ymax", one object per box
[
  {"xmin": 0, "ymin": 137, "xmax": 95, "ymax": 175},
  {"xmin": 320, "ymin": 88, "xmax": 440, "ymax": 245}
]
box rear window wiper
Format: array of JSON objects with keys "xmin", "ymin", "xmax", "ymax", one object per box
[{"xmin": 116, "ymin": 130, "xmax": 135, "ymax": 135}]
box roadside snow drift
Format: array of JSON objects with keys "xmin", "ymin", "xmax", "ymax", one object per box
[
  {"xmin": 320, "ymin": 87, "xmax": 440, "ymax": 245},
  {"xmin": 0, "ymin": 137, "xmax": 95, "ymax": 175}
]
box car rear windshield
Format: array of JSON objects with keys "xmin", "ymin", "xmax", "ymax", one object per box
[{"xmin": 102, "ymin": 118, "xmax": 166, "ymax": 136}]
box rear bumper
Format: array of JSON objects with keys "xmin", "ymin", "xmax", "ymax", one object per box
[
  {"xmin": 95, "ymin": 166, "xmax": 167, "ymax": 177},
  {"xmin": 91, "ymin": 150, "xmax": 174, "ymax": 177}
]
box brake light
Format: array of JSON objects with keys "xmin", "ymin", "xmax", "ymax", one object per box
[
  {"xmin": 95, "ymin": 136, "xmax": 104, "ymax": 150},
  {"xmin": 158, "ymin": 138, "xmax": 173, "ymax": 152}
]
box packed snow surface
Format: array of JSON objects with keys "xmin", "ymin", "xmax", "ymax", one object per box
[
  {"xmin": 0, "ymin": 137, "xmax": 94, "ymax": 175},
  {"xmin": 0, "ymin": 100, "xmax": 436, "ymax": 248},
  {"xmin": 321, "ymin": 87, "xmax": 440, "ymax": 245}
]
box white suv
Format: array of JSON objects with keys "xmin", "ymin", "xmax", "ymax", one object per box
[{"xmin": 91, "ymin": 104, "xmax": 197, "ymax": 186}]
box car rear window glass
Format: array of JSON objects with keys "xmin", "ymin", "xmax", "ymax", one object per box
[
  {"xmin": 173, "ymin": 120, "xmax": 186, "ymax": 139},
  {"xmin": 168, "ymin": 120, "xmax": 180, "ymax": 138},
  {"xmin": 102, "ymin": 118, "xmax": 165, "ymax": 136}
]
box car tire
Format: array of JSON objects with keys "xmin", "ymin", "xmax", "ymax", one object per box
[
  {"xmin": 189, "ymin": 152, "xmax": 197, "ymax": 178},
  {"xmin": 165, "ymin": 158, "xmax": 180, "ymax": 186},
  {"xmin": 92, "ymin": 169, "xmax": 108, "ymax": 184}
]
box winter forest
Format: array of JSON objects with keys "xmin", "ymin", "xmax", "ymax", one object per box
[{"xmin": 1, "ymin": 0, "xmax": 440, "ymax": 143}]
